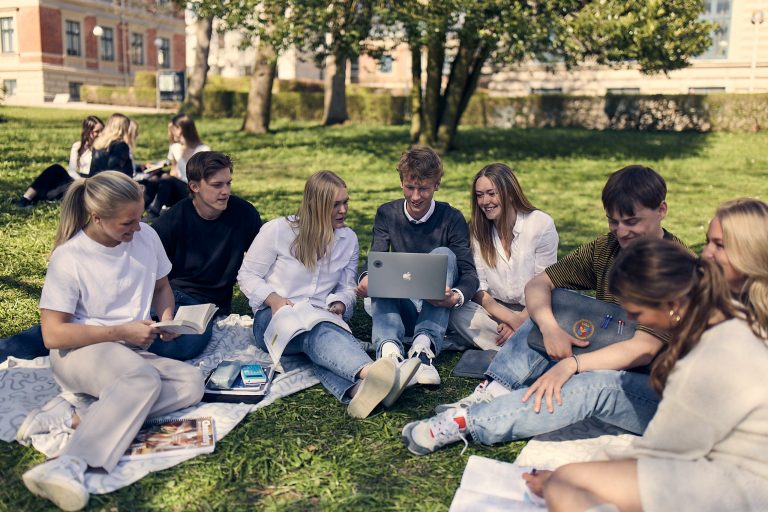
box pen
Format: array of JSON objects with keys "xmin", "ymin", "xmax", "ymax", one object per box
[{"xmin": 531, "ymin": 468, "xmax": 537, "ymax": 475}]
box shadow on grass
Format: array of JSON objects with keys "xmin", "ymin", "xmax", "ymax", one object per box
[{"xmin": 0, "ymin": 275, "xmax": 42, "ymax": 299}]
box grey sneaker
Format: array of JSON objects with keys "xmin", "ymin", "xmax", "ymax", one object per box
[
  {"xmin": 402, "ymin": 410, "xmax": 469, "ymax": 455},
  {"xmin": 406, "ymin": 346, "xmax": 441, "ymax": 386},
  {"xmin": 22, "ymin": 455, "xmax": 89, "ymax": 511},
  {"xmin": 16, "ymin": 396, "xmax": 75, "ymax": 445},
  {"xmin": 434, "ymin": 380, "xmax": 493, "ymax": 413}
]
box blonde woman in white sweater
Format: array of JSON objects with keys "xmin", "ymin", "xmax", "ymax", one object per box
[{"xmin": 525, "ymin": 236, "xmax": 768, "ymax": 512}]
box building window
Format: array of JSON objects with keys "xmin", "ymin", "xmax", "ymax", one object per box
[
  {"xmin": 698, "ymin": 0, "xmax": 731, "ymax": 59},
  {"xmin": 689, "ymin": 86, "xmax": 726, "ymax": 94},
  {"xmin": 531, "ymin": 87, "xmax": 563, "ymax": 95},
  {"xmin": 0, "ymin": 17, "xmax": 14, "ymax": 53},
  {"xmin": 100, "ymin": 27, "xmax": 114, "ymax": 61},
  {"xmin": 3, "ymin": 79, "xmax": 17, "ymax": 96},
  {"xmin": 69, "ymin": 82, "xmax": 82, "ymax": 101},
  {"xmin": 378, "ymin": 55, "xmax": 393, "ymax": 74},
  {"xmin": 606, "ymin": 88, "xmax": 641, "ymax": 95},
  {"xmin": 157, "ymin": 37, "xmax": 170, "ymax": 68},
  {"xmin": 131, "ymin": 33, "xmax": 144, "ymax": 65},
  {"xmin": 65, "ymin": 20, "xmax": 81, "ymax": 56}
]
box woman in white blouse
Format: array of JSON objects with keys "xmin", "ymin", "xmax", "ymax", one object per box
[
  {"xmin": 449, "ymin": 163, "xmax": 558, "ymax": 350},
  {"xmin": 15, "ymin": 116, "xmax": 104, "ymax": 208},
  {"xmin": 238, "ymin": 171, "xmax": 418, "ymax": 418}
]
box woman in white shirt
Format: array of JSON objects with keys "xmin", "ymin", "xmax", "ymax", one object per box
[
  {"xmin": 238, "ymin": 171, "xmax": 418, "ymax": 419},
  {"xmin": 15, "ymin": 116, "xmax": 104, "ymax": 208},
  {"xmin": 449, "ymin": 163, "xmax": 558, "ymax": 350},
  {"xmin": 524, "ymin": 235, "xmax": 768, "ymax": 512},
  {"xmin": 148, "ymin": 114, "xmax": 210, "ymax": 217},
  {"xmin": 18, "ymin": 171, "xmax": 203, "ymax": 511}
]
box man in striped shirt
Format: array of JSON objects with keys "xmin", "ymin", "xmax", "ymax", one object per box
[{"xmin": 403, "ymin": 165, "xmax": 682, "ymax": 454}]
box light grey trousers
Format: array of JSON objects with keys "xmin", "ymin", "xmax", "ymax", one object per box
[
  {"xmin": 448, "ymin": 300, "xmax": 524, "ymax": 351},
  {"xmin": 50, "ymin": 342, "xmax": 204, "ymax": 472}
]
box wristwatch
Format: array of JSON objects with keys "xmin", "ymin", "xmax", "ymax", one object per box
[{"xmin": 450, "ymin": 288, "xmax": 464, "ymax": 308}]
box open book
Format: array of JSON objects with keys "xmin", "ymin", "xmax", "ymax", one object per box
[
  {"xmin": 121, "ymin": 417, "xmax": 215, "ymax": 461},
  {"xmin": 263, "ymin": 300, "xmax": 350, "ymax": 365},
  {"xmin": 154, "ymin": 304, "xmax": 218, "ymax": 335},
  {"xmin": 143, "ymin": 159, "xmax": 169, "ymax": 174},
  {"xmin": 449, "ymin": 456, "xmax": 546, "ymax": 512}
]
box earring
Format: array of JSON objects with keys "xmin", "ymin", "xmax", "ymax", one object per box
[{"xmin": 668, "ymin": 309, "xmax": 681, "ymax": 326}]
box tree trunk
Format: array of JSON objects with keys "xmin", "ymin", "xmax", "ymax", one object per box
[
  {"xmin": 182, "ymin": 14, "xmax": 214, "ymax": 116},
  {"xmin": 436, "ymin": 33, "xmax": 482, "ymax": 150},
  {"xmin": 409, "ymin": 42, "xmax": 422, "ymax": 144},
  {"xmin": 419, "ymin": 31, "xmax": 445, "ymax": 147},
  {"xmin": 242, "ymin": 40, "xmax": 277, "ymax": 134},
  {"xmin": 322, "ymin": 51, "xmax": 348, "ymax": 126}
]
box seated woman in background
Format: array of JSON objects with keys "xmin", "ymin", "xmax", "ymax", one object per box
[
  {"xmin": 146, "ymin": 114, "xmax": 210, "ymax": 218},
  {"xmin": 237, "ymin": 171, "xmax": 419, "ymax": 419},
  {"xmin": 448, "ymin": 163, "xmax": 558, "ymax": 350},
  {"xmin": 88, "ymin": 113, "xmax": 134, "ymax": 177},
  {"xmin": 15, "ymin": 115, "xmax": 104, "ymax": 208},
  {"xmin": 16, "ymin": 171, "xmax": 203, "ymax": 510},
  {"xmin": 525, "ymin": 235, "xmax": 768, "ymax": 512}
]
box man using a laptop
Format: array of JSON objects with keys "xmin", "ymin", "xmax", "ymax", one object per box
[{"xmin": 357, "ymin": 146, "xmax": 478, "ymax": 386}]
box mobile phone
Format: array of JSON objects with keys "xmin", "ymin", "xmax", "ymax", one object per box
[{"xmin": 240, "ymin": 364, "xmax": 268, "ymax": 386}]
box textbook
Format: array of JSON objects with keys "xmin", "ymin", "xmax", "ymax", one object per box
[
  {"xmin": 264, "ymin": 300, "xmax": 350, "ymax": 365},
  {"xmin": 121, "ymin": 417, "xmax": 216, "ymax": 461},
  {"xmin": 449, "ymin": 456, "xmax": 546, "ymax": 512},
  {"xmin": 143, "ymin": 159, "xmax": 169, "ymax": 174},
  {"xmin": 154, "ymin": 304, "xmax": 219, "ymax": 335}
]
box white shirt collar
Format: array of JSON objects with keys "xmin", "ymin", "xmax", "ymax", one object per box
[{"xmin": 403, "ymin": 199, "xmax": 436, "ymax": 224}]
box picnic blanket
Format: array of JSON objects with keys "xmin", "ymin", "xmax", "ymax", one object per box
[{"xmin": 0, "ymin": 314, "xmax": 319, "ymax": 494}]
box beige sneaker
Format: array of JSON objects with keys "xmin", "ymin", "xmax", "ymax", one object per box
[
  {"xmin": 382, "ymin": 357, "xmax": 421, "ymax": 408},
  {"xmin": 22, "ymin": 455, "xmax": 89, "ymax": 511},
  {"xmin": 348, "ymin": 358, "xmax": 396, "ymax": 419}
]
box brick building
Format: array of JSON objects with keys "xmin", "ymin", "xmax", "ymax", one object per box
[{"xmin": 0, "ymin": 0, "xmax": 185, "ymax": 103}]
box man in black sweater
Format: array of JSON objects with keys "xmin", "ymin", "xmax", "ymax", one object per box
[
  {"xmin": 150, "ymin": 151, "xmax": 262, "ymax": 359},
  {"xmin": 357, "ymin": 146, "xmax": 478, "ymax": 386}
]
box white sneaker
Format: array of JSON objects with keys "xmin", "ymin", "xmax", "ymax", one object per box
[
  {"xmin": 434, "ymin": 380, "xmax": 494, "ymax": 413},
  {"xmin": 16, "ymin": 396, "xmax": 74, "ymax": 445},
  {"xmin": 406, "ymin": 346, "xmax": 441, "ymax": 386},
  {"xmin": 382, "ymin": 357, "xmax": 421, "ymax": 408},
  {"xmin": 402, "ymin": 410, "xmax": 469, "ymax": 455},
  {"xmin": 22, "ymin": 455, "xmax": 89, "ymax": 511}
]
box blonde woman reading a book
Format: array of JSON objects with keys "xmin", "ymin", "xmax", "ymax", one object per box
[
  {"xmin": 238, "ymin": 171, "xmax": 419, "ymax": 419},
  {"xmin": 524, "ymin": 236, "xmax": 768, "ymax": 512},
  {"xmin": 449, "ymin": 163, "xmax": 558, "ymax": 350},
  {"xmin": 17, "ymin": 172, "xmax": 204, "ymax": 511}
]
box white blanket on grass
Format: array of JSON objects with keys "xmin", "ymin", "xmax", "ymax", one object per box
[{"xmin": 0, "ymin": 314, "xmax": 319, "ymax": 494}]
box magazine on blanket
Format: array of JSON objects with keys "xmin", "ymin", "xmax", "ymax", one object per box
[
  {"xmin": 121, "ymin": 417, "xmax": 216, "ymax": 461},
  {"xmin": 263, "ymin": 300, "xmax": 350, "ymax": 365},
  {"xmin": 154, "ymin": 304, "xmax": 219, "ymax": 335},
  {"xmin": 449, "ymin": 455, "xmax": 546, "ymax": 512}
]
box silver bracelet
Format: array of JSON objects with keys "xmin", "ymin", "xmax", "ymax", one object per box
[{"xmin": 571, "ymin": 354, "xmax": 580, "ymax": 374}]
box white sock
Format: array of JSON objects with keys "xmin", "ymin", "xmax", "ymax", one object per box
[
  {"xmin": 411, "ymin": 334, "xmax": 432, "ymax": 355},
  {"xmin": 380, "ymin": 341, "xmax": 402, "ymax": 359},
  {"xmin": 486, "ymin": 380, "xmax": 512, "ymax": 398}
]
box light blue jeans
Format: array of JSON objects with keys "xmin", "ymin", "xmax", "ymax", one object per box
[
  {"xmin": 466, "ymin": 319, "xmax": 660, "ymax": 444},
  {"xmin": 371, "ymin": 247, "xmax": 458, "ymax": 358},
  {"xmin": 251, "ymin": 307, "xmax": 372, "ymax": 403},
  {"xmin": 148, "ymin": 288, "xmax": 216, "ymax": 361}
]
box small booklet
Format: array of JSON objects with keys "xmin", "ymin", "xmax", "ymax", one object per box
[
  {"xmin": 154, "ymin": 304, "xmax": 219, "ymax": 335},
  {"xmin": 449, "ymin": 456, "xmax": 546, "ymax": 512},
  {"xmin": 144, "ymin": 159, "xmax": 169, "ymax": 174},
  {"xmin": 121, "ymin": 417, "xmax": 216, "ymax": 461},
  {"xmin": 263, "ymin": 300, "xmax": 350, "ymax": 365}
]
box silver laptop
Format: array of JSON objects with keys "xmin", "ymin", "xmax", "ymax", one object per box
[{"xmin": 367, "ymin": 252, "xmax": 449, "ymax": 300}]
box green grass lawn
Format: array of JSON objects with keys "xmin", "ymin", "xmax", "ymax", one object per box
[{"xmin": 1, "ymin": 106, "xmax": 767, "ymax": 511}]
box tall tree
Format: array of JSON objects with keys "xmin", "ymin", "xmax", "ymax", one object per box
[
  {"xmin": 182, "ymin": 12, "xmax": 214, "ymax": 116},
  {"xmin": 382, "ymin": 0, "xmax": 714, "ymax": 151}
]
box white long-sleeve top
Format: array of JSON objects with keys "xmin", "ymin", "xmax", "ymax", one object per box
[
  {"xmin": 67, "ymin": 141, "xmax": 93, "ymax": 179},
  {"xmin": 473, "ymin": 209, "xmax": 558, "ymax": 306},
  {"xmin": 237, "ymin": 216, "xmax": 358, "ymax": 321}
]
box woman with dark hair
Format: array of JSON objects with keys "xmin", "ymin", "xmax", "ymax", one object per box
[
  {"xmin": 15, "ymin": 115, "xmax": 104, "ymax": 208},
  {"xmin": 147, "ymin": 114, "xmax": 210, "ymax": 218},
  {"xmin": 524, "ymin": 237, "xmax": 768, "ymax": 512},
  {"xmin": 449, "ymin": 163, "xmax": 558, "ymax": 350}
]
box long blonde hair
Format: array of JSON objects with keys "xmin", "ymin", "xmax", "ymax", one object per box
[
  {"xmin": 290, "ymin": 171, "xmax": 347, "ymax": 271},
  {"xmin": 54, "ymin": 171, "xmax": 143, "ymax": 251},
  {"xmin": 715, "ymin": 198, "xmax": 768, "ymax": 335},
  {"xmin": 92, "ymin": 113, "xmax": 131, "ymax": 151},
  {"xmin": 469, "ymin": 163, "xmax": 536, "ymax": 268}
]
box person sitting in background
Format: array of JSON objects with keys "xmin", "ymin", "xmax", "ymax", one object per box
[
  {"xmin": 524, "ymin": 237, "xmax": 768, "ymax": 512},
  {"xmin": 146, "ymin": 114, "xmax": 210, "ymax": 219},
  {"xmin": 88, "ymin": 113, "xmax": 134, "ymax": 177},
  {"xmin": 448, "ymin": 163, "xmax": 558, "ymax": 351},
  {"xmin": 15, "ymin": 116, "xmax": 104, "ymax": 208},
  {"xmin": 149, "ymin": 151, "xmax": 262, "ymax": 360}
]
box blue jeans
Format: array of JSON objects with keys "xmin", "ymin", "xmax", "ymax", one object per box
[
  {"xmin": 466, "ymin": 319, "xmax": 660, "ymax": 444},
  {"xmin": 0, "ymin": 324, "xmax": 48, "ymax": 362},
  {"xmin": 251, "ymin": 307, "xmax": 372, "ymax": 403},
  {"xmin": 371, "ymin": 247, "xmax": 458, "ymax": 358},
  {"xmin": 148, "ymin": 288, "xmax": 216, "ymax": 360}
]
